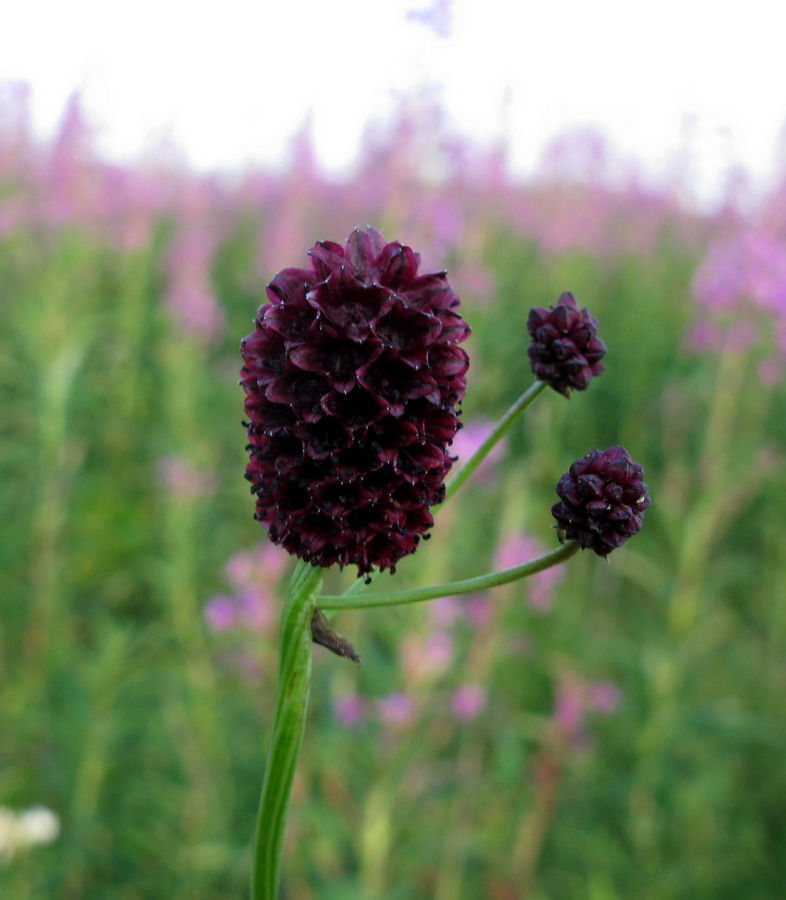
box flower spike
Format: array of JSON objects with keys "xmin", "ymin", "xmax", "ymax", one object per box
[{"xmin": 241, "ymin": 226, "xmax": 470, "ymax": 576}]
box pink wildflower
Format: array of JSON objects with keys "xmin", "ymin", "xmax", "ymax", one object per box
[
  {"xmin": 587, "ymin": 680, "xmax": 622, "ymax": 716},
  {"xmin": 156, "ymin": 456, "xmax": 217, "ymax": 499},
  {"xmin": 204, "ymin": 595, "xmax": 238, "ymax": 631},
  {"xmin": 451, "ymin": 419, "xmax": 506, "ymax": 483},
  {"xmin": 400, "ymin": 631, "xmax": 454, "ymax": 679},
  {"xmin": 451, "ymin": 684, "xmax": 487, "ymax": 722},
  {"xmin": 334, "ymin": 693, "xmax": 366, "ymax": 728},
  {"xmin": 377, "ymin": 692, "xmax": 416, "ymax": 726},
  {"xmin": 494, "ymin": 532, "xmax": 564, "ymax": 611}
]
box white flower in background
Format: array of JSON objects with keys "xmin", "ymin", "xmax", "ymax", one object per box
[{"xmin": 0, "ymin": 805, "xmax": 60, "ymax": 862}]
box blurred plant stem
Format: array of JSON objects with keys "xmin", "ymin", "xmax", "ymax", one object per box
[
  {"xmin": 668, "ymin": 340, "xmax": 757, "ymax": 635},
  {"xmin": 160, "ymin": 337, "xmax": 233, "ymax": 875},
  {"xmin": 61, "ymin": 630, "xmax": 131, "ymax": 898},
  {"xmin": 26, "ymin": 343, "xmax": 87, "ymax": 664},
  {"xmin": 105, "ymin": 246, "xmax": 157, "ymax": 455},
  {"xmin": 251, "ymin": 560, "xmax": 322, "ymax": 900},
  {"xmin": 512, "ymin": 740, "xmax": 565, "ymax": 896},
  {"xmin": 23, "ymin": 242, "xmax": 94, "ymax": 667}
]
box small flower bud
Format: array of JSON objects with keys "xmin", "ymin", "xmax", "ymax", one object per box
[
  {"xmin": 551, "ymin": 446, "xmax": 650, "ymax": 556},
  {"xmin": 527, "ymin": 292, "xmax": 606, "ymax": 395}
]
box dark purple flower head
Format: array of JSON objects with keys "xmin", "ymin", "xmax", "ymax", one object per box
[
  {"xmin": 240, "ymin": 226, "xmax": 470, "ymax": 576},
  {"xmin": 551, "ymin": 446, "xmax": 650, "ymax": 556},
  {"xmin": 527, "ymin": 292, "xmax": 606, "ymax": 395}
]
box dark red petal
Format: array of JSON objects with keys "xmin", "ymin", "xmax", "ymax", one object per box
[
  {"xmin": 374, "ymin": 242, "xmax": 419, "ymax": 287},
  {"xmin": 266, "ymin": 267, "xmax": 315, "ymax": 304},
  {"xmin": 428, "ymin": 344, "xmax": 470, "ymax": 379},
  {"xmin": 308, "ymin": 241, "xmax": 345, "ymax": 279},
  {"xmin": 373, "ymin": 304, "xmax": 442, "ymax": 350},
  {"xmin": 346, "ymin": 226, "xmax": 387, "ymax": 280}
]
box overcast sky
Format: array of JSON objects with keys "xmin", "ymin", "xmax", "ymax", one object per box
[{"xmin": 3, "ymin": 0, "xmax": 785, "ymax": 202}]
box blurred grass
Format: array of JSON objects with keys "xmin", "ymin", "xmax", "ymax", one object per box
[{"xmin": 1, "ymin": 99, "xmax": 786, "ymax": 899}]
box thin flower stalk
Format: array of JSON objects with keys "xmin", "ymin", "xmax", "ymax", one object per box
[
  {"xmin": 319, "ymin": 541, "xmax": 580, "ymax": 610},
  {"xmin": 441, "ymin": 379, "xmax": 548, "ymax": 506}
]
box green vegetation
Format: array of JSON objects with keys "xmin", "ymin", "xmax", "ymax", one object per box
[{"xmin": 1, "ymin": 100, "xmax": 785, "ymax": 898}]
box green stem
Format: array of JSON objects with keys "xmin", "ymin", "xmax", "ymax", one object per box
[
  {"xmin": 251, "ymin": 560, "xmax": 324, "ymax": 900},
  {"xmin": 441, "ymin": 379, "xmax": 547, "ymax": 506},
  {"xmin": 319, "ymin": 541, "xmax": 579, "ymax": 610}
]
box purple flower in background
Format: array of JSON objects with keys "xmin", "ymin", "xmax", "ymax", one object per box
[
  {"xmin": 587, "ymin": 680, "xmax": 622, "ymax": 715},
  {"xmin": 225, "ymin": 543, "xmax": 289, "ymax": 590},
  {"xmin": 684, "ymin": 320, "xmax": 723, "ymax": 354},
  {"xmin": 406, "ymin": 0, "xmax": 453, "ymax": 38},
  {"xmin": 334, "ymin": 693, "xmax": 366, "ymax": 728},
  {"xmin": 204, "ymin": 543, "xmax": 289, "ymax": 634},
  {"xmin": 464, "ymin": 593, "xmax": 491, "ymax": 627},
  {"xmin": 156, "ymin": 456, "xmax": 217, "ymax": 499},
  {"xmin": 165, "ymin": 224, "xmax": 224, "ymax": 340},
  {"xmin": 45, "ymin": 92, "xmax": 97, "ymax": 224},
  {"xmin": 554, "ymin": 679, "xmax": 585, "ymax": 738},
  {"xmin": 494, "ymin": 532, "xmax": 564, "ymax": 610},
  {"xmin": 241, "ymin": 226, "xmax": 470, "ymax": 575},
  {"xmin": 401, "ymin": 630, "xmax": 454, "ymax": 679},
  {"xmin": 430, "ymin": 594, "xmax": 461, "ymax": 628},
  {"xmin": 692, "ymin": 230, "xmax": 786, "ymax": 314},
  {"xmin": 451, "ymin": 684, "xmax": 487, "ymax": 722},
  {"xmin": 204, "ymin": 595, "xmax": 238, "ymax": 631},
  {"xmin": 690, "ymin": 227, "xmax": 786, "ymax": 361},
  {"xmin": 0, "ymin": 82, "xmax": 34, "ymax": 202},
  {"xmin": 552, "ymin": 675, "xmax": 622, "ymax": 749},
  {"xmin": 235, "ymin": 587, "xmax": 274, "ymax": 631},
  {"xmin": 377, "ymin": 692, "xmax": 416, "ymax": 726},
  {"xmin": 451, "ymin": 419, "xmax": 506, "ymax": 483}
]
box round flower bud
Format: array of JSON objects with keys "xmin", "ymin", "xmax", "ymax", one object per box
[
  {"xmin": 527, "ymin": 292, "xmax": 606, "ymax": 395},
  {"xmin": 240, "ymin": 227, "xmax": 470, "ymax": 576},
  {"xmin": 551, "ymin": 446, "xmax": 650, "ymax": 556}
]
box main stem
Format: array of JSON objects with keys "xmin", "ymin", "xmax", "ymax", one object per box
[{"xmin": 251, "ymin": 560, "xmax": 324, "ymax": 900}]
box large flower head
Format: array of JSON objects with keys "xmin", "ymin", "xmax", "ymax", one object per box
[
  {"xmin": 241, "ymin": 226, "xmax": 470, "ymax": 576},
  {"xmin": 551, "ymin": 446, "xmax": 650, "ymax": 556}
]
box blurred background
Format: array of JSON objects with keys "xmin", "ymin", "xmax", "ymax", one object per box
[{"xmin": 1, "ymin": 1, "xmax": 785, "ymax": 897}]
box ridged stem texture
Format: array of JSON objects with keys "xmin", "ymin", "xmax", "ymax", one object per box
[{"xmin": 251, "ymin": 560, "xmax": 323, "ymax": 900}]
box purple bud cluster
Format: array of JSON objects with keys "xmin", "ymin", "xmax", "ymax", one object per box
[
  {"xmin": 551, "ymin": 446, "xmax": 651, "ymax": 556},
  {"xmin": 527, "ymin": 292, "xmax": 606, "ymax": 395}
]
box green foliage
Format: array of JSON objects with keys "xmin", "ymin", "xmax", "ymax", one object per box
[{"xmin": 1, "ymin": 181, "xmax": 785, "ymax": 900}]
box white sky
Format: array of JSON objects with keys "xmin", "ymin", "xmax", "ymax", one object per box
[{"xmin": 2, "ymin": 0, "xmax": 786, "ymax": 202}]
